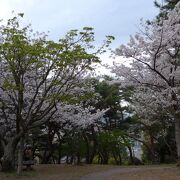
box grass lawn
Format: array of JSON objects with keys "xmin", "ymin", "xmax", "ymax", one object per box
[{"xmin": 0, "ymin": 164, "xmax": 180, "ymax": 180}]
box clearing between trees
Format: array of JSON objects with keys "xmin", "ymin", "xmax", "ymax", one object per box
[{"xmin": 0, "ymin": 164, "xmax": 180, "ymax": 180}]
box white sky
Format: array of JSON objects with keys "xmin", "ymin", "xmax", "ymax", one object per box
[{"xmin": 0, "ymin": 0, "xmax": 159, "ymax": 75}]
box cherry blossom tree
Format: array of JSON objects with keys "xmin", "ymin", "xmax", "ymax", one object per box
[
  {"xmin": 33, "ymin": 101, "xmax": 108, "ymax": 165},
  {"xmin": 0, "ymin": 14, "xmax": 113, "ymax": 171},
  {"xmin": 111, "ymin": 2, "xmax": 180, "ymax": 162},
  {"xmin": 51, "ymin": 103, "xmax": 108, "ymax": 129}
]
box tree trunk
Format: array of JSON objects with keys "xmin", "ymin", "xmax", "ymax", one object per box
[
  {"xmin": 112, "ymin": 151, "xmax": 122, "ymax": 165},
  {"xmin": 100, "ymin": 151, "xmax": 109, "ymax": 164},
  {"xmin": 1, "ymin": 131, "xmax": 23, "ymax": 172},
  {"xmin": 1, "ymin": 141, "xmax": 16, "ymax": 172},
  {"xmin": 83, "ymin": 133, "xmax": 90, "ymax": 164},
  {"xmin": 77, "ymin": 152, "xmax": 81, "ymax": 165},
  {"xmin": 58, "ymin": 148, "xmax": 61, "ymax": 164},
  {"xmin": 42, "ymin": 151, "xmax": 51, "ymax": 164},
  {"xmin": 89, "ymin": 130, "xmax": 98, "ymax": 164},
  {"xmin": 112, "ymin": 152, "xmax": 118, "ymax": 165},
  {"xmin": 70, "ymin": 156, "xmax": 74, "ymax": 164},
  {"xmin": 89, "ymin": 141, "xmax": 97, "ymax": 164},
  {"xmin": 175, "ymin": 118, "xmax": 180, "ymax": 164},
  {"xmin": 118, "ymin": 153, "xmax": 122, "ymax": 165},
  {"xmin": 66, "ymin": 155, "xmax": 69, "ymax": 164},
  {"xmin": 127, "ymin": 146, "xmax": 134, "ymax": 165},
  {"xmin": 17, "ymin": 137, "xmax": 24, "ymax": 174}
]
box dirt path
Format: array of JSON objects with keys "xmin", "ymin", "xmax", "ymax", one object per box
[
  {"xmin": 1, "ymin": 164, "xmax": 179, "ymax": 180},
  {"xmin": 81, "ymin": 166, "xmax": 176, "ymax": 180}
]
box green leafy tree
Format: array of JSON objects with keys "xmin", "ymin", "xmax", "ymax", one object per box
[{"xmin": 0, "ymin": 14, "xmax": 113, "ymax": 171}]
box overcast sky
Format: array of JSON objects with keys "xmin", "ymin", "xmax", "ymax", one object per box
[
  {"xmin": 0, "ymin": 0, "xmax": 159, "ymax": 74},
  {"xmin": 0, "ymin": 0, "xmax": 159, "ymax": 46}
]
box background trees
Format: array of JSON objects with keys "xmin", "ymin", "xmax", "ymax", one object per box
[
  {"xmin": 111, "ymin": 1, "xmax": 180, "ymax": 163},
  {"xmin": 0, "ymin": 0, "xmax": 179, "ymax": 174}
]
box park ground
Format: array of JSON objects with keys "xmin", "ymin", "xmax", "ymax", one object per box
[{"xmin": 0, "ymin": 164, "xmax": 180, "ymax": 180}]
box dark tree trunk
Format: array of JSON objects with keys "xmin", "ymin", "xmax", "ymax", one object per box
[
  {"xmin": 84, "ymin": 139, "xmax": 96, "ymax": 164},
  {"xmin": 127, "ymin": 146, "xmax": 134, "ymax": 165},
  {"xmin": 149, "ymin": 133, "xmax": 157, "ymax": 163},
  {"xmin": 58, "ymin": 148, "xmax": 61, "ymax": 164},
  {"xmin": 66, "ymin": 155, "xmax": 69, "ymax": 164},
  {"xmin": 100, "ymin": 151, "xmax": 109, "ymax": 164},
  {"xmin": 112, "ymin": 152, "xmax": 118, "ymax": 165},
  {"xmin": 83, "ymin": 133, "xmax": 90, "ymax": 164},
  {"xmin": 159, "ymin": 148, "xmax": 165, "ymax": 163},
  {"xmin": 118, "ymin": 153, "xmax": 122, "ymax": 165},
  {"xmin": 88, "ymin": 127, "xmax": 98, "ymax": 164},
  {"xmin": 89, "ymin": 140, "xmax": 97, "ymax": 164},
  {"xmin": 77, "ymin": 153, "xmax": 81, "ymax": 165},
  {"xmin": 42, "ymin": 151, "xmax": 51, "ymax": 164},
  {"xmin": 1, "ymin": 140, "xmax": 16, "ymax": 172},
  {"xmin": 98, "ymin": 154, "xmax": 101, "ymax": 164},
  {"xmin": 1, "ymin": 131, "xmax": 23, "ymax": 172},
  {"xmin": 17, "ymin": 137, "xmax": 24, "ymax": 174},
  {"xmin": 70, "ymin": 156, "xmax": 74, "ymax": 164},
  {"xmin": 112, "ymin": 151, "xmax": 122, "ymax": 165},
  {"xmin": 175, "ymin": 117, "xmax": 180, "ymax": 165}
]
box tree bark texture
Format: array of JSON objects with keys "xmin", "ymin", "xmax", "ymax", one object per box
[{"xmin": 175, "ymin": 118, "xmax": 180, "ymax": 164}]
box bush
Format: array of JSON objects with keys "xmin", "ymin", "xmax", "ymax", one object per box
[
  {"xmin": 92, "ymin": 156, "xmax": 99, "ymax": 164},
  {"xmin": 108, "ymin": 157, "xmax": 116, "ymax": 165}
]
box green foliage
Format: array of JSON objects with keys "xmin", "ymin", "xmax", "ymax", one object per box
[
  {"xmin": 108, "ymin": 157, "xmax": 116, "ymax": 165},
  {"xmin": 92, "ymin": 155, "xmax": 99, "ymax": 164},
  {"xmin": 154, "ymin": 0, "xmax": 179, "ymax": 19},
  {"xmin": 94, "ymin": 78, "xmax": 132, "ymax": 130},
  {"xmin": 154, "ymin": 0, "xmax": 179, "ymax": 10}
]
